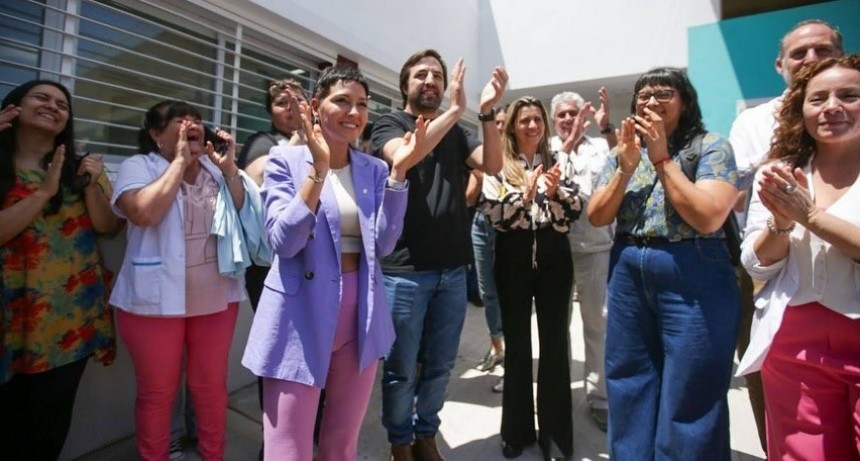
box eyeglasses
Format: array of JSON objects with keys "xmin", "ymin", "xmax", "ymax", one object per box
[{"xmin": 635, "ymin": 89, "xmax": 676, "ymax": 103}]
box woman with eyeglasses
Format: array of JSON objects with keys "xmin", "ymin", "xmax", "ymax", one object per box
[
  {"xmin": 588, "ymin": 68, "xmax": 740, "ymax": 460},
  {"xmin": 0, "ymin": 80, "xmax": 120, "ymax": 460},
  {"xmin": 737, "ymin": 55, "xmax": 860, "ymax": 460},
  {"xmin": 480, "ymin": 96, "xmax": 583, "ymax": 461}
]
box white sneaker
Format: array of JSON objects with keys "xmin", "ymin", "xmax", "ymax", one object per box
[{"xmin": 169, "ymin": 438, "xmax": 185, "ymax": 460}]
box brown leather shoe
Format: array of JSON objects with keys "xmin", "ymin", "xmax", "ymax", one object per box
[
  {"xmin": 390, "ymin": 443, "xmax": 415, "ymax": 461},
  {"xmin": 414, "ymin": 435, "xmax": 447, "ymax": 461}
]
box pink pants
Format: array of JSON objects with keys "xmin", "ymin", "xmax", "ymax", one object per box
[
  {"xmin": 117, "ymin": 303, "xmax": 239, "ymax": 461},
  {"xmin": 262, "ymin": 271, "xmax": 378, "ymax": 461},
  {"xmin": 762, "ymin": 302, "xmax": 860, "ymax": 460}
]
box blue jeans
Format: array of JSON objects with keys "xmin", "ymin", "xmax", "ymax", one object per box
[
  {"xmin": 381, "ymin": 267, "xmax": 467, "ymax": 445},
  {"xmin": 605, "ymin": 239, "xmax": 739, "ymax": 461},
  {"xmin": 471, "ymin": 213, "xmax": 503, "ymax": 338}
]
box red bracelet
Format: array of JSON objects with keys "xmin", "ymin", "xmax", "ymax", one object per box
[{"xmin": 652, "ymin": 156, "xmax": 671, "ymax": 168}]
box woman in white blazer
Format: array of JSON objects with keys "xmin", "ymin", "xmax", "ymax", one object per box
[{"xmin": 738, "ymin": 55, "xmax": 860, "ymax": 460}]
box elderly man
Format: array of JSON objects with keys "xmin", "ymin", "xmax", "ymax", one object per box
[
  {"xmin": 729, "ymin": 19, "xmax": 844, "ymax": 452},
  {"xmin": 549, "ymin": 88, "xmax": 616, "ymax": 432}
]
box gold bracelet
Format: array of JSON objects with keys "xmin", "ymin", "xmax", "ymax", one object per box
[{"xmin": 307, "ymin": 173, "xmax": 324, "ymax": 184}]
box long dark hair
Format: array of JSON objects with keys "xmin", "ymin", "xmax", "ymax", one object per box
[
  {"xmin": 0, "ymin": 80, "xmax": 79, "ymax": 214},
  {"xmin": 137, "ymin": 100, "xmax": 203, "ymax": 154},
  {"xmin": 630, "ymin": 67, "xmax": 706, "ymax": 151}
]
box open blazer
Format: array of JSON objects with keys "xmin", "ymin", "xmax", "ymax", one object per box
[{"xmin": 242, "ymin": 145, "xmax": 407, "ymax": 387}]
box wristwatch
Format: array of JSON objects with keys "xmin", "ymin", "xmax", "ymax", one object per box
[
  {"xmin": 600, "ymin": 123, "xmax": 615, "ymax": 135},
  {"xmin": 477, "ymin": 109, "xmax": 496, "ymax": 122}
]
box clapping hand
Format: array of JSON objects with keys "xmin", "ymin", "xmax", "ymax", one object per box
[
  {"xmin": 594, "ymin": 87, "xmax": 611, "ymax": 132},
  {"xmin": 543, "ymin": 163, "xmax": 562, "ymax": 198},
  {"xmin": 35, "ymin": 145, "xmax": 65, "ymax": 200},
  {"xmin": 633, "ymin": 107, "xmax": 668, "ymax": 164},
  {"xmin": 479, "ymin": 66, "xmax": 509, "ymax": 112},
  {"xmin": 524, "ymin": 164, "xmax": 545, "ymax": 202},
  {"xmin": 616, "ymin": 118, "xmax": 641, "ymax": 174},
  {"xmin": 390, "ymin": 116, "xmax": 429, "ymax": 181},
  {"xmin": 561, "ymin": 102, "xmax": 594, "ymax": 153},
  {"xmin": 449, "ymin": 58, "xmax": 467, "ymax": 113},
  {"xmin": 295, "ymin": 95, "xmax": 329, "ymax": 170},
  {"xmin": 758, "ymin": 163, "xmax": 815, "ymax": 228},
  {"xmin": 0, "ymin": 104, "xmax": 20, "ymax": 131}
]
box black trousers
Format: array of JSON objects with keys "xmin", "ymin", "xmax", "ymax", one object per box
[
  {"xmin": 0, "ymin": 357, "xmax": 89, "ymax": 461},
  {"xmin": 495, "ymin": 229, "xmax": 574, "ymax": 456}
]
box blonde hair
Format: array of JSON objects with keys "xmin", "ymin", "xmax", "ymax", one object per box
[{"xmin": 501, "ymin": 97, "xmax": 552, "ymax": 188}]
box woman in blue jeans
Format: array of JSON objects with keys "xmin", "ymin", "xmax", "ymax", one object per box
[{"xmin": 588, "ymin": 68, "xmax": 740, "ymax": 460}]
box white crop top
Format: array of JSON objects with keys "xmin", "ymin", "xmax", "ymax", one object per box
[{"xmin": 330, "ymin": 164, "xmax": 362, "ymax": 253}]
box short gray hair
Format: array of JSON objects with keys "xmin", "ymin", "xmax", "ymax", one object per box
[{"xmin": 550, "ymin": 91, "xmax": 586, "ymax": 119}]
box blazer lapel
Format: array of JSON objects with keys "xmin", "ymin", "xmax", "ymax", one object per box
[{"xmin": 349, "ymin": 148, "xmax": 376, "ymax": 259}]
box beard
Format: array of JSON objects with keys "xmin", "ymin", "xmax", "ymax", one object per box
[{"xmin": 408, "ymin": 88, "xmax": 442, "ymax": 112}]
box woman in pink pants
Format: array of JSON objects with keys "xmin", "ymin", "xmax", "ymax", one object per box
[
  {"xmin": 111, "ymin": 100, "xmax": 265, "ymax": 461},
  {"xmin": 242, "ymin": 66, "xmax": 427, "ymax": 460},
  {"xmin": 738, "ymin": 55, "xmax": 860, "ymax": 460}
]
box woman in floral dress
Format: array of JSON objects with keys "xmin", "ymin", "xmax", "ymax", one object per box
[{"xmin": 0, "ymin": 80, "xmax": 120, "ymax": 460}]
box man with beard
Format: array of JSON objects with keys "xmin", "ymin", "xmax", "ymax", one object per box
[
  {"xmin": 371, "ymin": 49, "xmax": 507, "ymax": 461},
  {"xmin": 729, "ymin": 19, "xmax": 844, "ymax": 454}
]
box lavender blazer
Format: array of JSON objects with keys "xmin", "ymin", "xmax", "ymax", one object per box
[{"xmin": 241, "ymin": 145, "xmax": 407, "ymax": 387}]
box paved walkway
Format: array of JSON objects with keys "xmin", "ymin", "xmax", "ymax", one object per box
[{"xmin": 77, "ymin": 300, "xmax": 766, "ymax": 461}]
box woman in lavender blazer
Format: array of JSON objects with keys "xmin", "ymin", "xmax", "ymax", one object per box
[{"xmin": 242, "ymin": 66, "xmax": 427, "ymax": 461}]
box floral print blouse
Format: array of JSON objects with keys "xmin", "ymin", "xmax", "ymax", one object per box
[
  {"xmin": 480, "ymin": 152, "xmax": 584, "ymax": 233},
  {"xmin": 1, "ymin": 170, "xmax": 116, "ymax": 384},
  {"xmin": 596, "ymin": 132, "xmax": 739, "ymax": 240}
]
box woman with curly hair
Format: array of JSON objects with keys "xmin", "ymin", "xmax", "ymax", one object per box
[
  {"xmin": 737, "ymin": 54, "xmax": 860, "ymax": 460},
  {"xmin": 588, "ymin": 68, "xmax": 740, "ymax": 460},
  {"xmin": 0, "ymin": 80, "xmax": 120, "ymax": 460},
  {"xmin": 480, "ymin": 96, "xmax": 583, "ymax": 460}
]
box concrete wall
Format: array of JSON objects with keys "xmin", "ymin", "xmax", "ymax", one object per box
[{"xmin": 689, "ymin": 0, "xmax": 860, "ymax": 137}]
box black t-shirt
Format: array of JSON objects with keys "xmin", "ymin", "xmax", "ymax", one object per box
[
  {"xmin": 237, "ymin": 129, "xmax": 287, "ymax": 169},
  {"xmin": 371, "ymin": 110, "xmax": 481, "ymax": 272}
]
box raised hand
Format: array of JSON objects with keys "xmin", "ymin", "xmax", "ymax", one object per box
[
  {"xmin": 543, "ymin": 163, "xmax": 562, "ymax": 198},
  {"xmin": 633, "ymin": 107, "xmax": 668, "ymax": 163},
  {"xmin": 390, "ymin": 116, "xmax": 429, "ymax": 181},
  {"xmin": 524, "ymin": 164, "xmax": 545, "ymax": 202},
  {"xmin": 296, "ymin": 96, "xmax": 329, "ymax": 170},
  {"xmin": 594, "ymin": 87, "xmax": 610, "ymax": 132},
  {"xmin": 561, "ymin": 102, "xmax": 594, "ymax": 153},
  {"xmin": 616, "ymin": 117, "xmax": 641, "ymax": 174},
  {"xmin": 0, "ymin": 104, "xmax": 21, "ymax": 131},
  {"xmin": 448, "ymin": 58, "xmax": 467, "ymax": 113},
  {"xmin": 479, "ymin": 66, "xmax": 509, "ymax": 112},
  {"xmin": 174, "ymin": 120, "xmax": 194, "ymax": 164},
  {"xmin": 36, "ymin": 144, "xmax": 65, "ymax": 200},
  {"xmin": 206, "ymin": 127, "xmax": 238, "ymax": 175}
]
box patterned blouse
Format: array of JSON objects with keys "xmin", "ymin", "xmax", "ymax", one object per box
[
  {"xmin": 596, "ymin": 132, "xmax": 739, "ymax": 240},
  {"xmin": 1, "ymin": 170, "xmax": 116, "ymax": 384},
  {"xmin": 480, "ymin": 152, "xmax": 583, "ymax": 233}
]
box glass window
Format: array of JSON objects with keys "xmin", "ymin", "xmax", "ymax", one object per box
[{"xmin": 0, "ymin": 0, "xmax": 46, "ymax": 97}]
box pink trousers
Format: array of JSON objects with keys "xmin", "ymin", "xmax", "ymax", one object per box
[
  {"xmin": 117, "ymin": 303, "xmax": 239, "ymax": 461},
  {"xmin": 762, "ymin": 302, "xmax": 860, "ymax": 460},
  {"xmin": 262, "ymin": 271, "xmax": 378, "ymax": 461}
]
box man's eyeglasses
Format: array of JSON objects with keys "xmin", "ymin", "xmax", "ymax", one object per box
[{"xmin": 635, "ymin": 89, "xmax": 676, "ymax": 103}]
